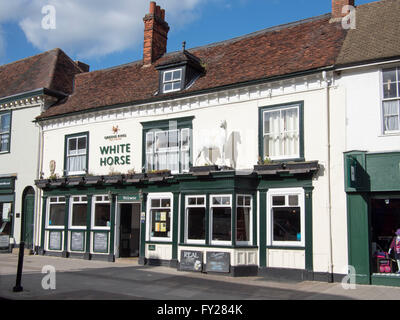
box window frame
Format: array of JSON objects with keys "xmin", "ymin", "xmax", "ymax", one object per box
[
  {"xmin": 259, "ymin": 102, "xmax": 304, "ymax": 162},
  {"xmin": 162, "ymin": 68, "xmax": 183, "ymax": 93},
  {"xmin": 185, "ymin": 195, "xmax": 206, "ymax": 245},
  {"xmin": 47, "ymin": 196, "xmax": 66, "ymax": 230},
  {"xmin": 142, "ymin": 117, "xmax": 193, "ymax": 175},
  {"xmin": 64, "ymin": 132, "xmax": 89, "ymax": 176},
  {"xmin": 0, "ymin": 110, "xmax": 12, "ymax": 154},
  {"xmin": 91, "ymin": 195, "xmax": 111, "ymax": 230},
  {"xmin": 381, "ymin": 67, "xmax": 400, "ymax": 135},
  {"xmin": 236, "ymin": 194, "xmax": 253, "ymax": 246},
  {"xmin": 68, "ymin": 195, "xmax": 88, "ymax": 229},
  {"xmin": 266, "ymin": 188, "xmax": 305, "ymax": 248},
  {"xmin": 146, "ymin": 193, "xmax": 174, "ymax": 243},
  {"xmin": 209, "ymin": 194, "xmax": 232, "ymax": 246}
]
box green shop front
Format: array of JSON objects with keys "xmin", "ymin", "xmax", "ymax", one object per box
[
  {"xmin": 35, "ymin": 161, "xmax": 318, "ymax": 277},
  {"xmin": 345, "ymin": 151, "xmax": 400, "ymax": 286}
]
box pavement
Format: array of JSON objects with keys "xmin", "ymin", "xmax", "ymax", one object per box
[{"xmin": 1, "ymin": 253, "xmax": 400, "ymax": 301}]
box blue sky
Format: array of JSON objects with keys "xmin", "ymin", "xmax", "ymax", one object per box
[{"xmin": 0, "ymin": 0, "xmax": 375, "ymax": 71}]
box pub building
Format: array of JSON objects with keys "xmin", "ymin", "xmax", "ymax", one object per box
[{"xmin": 33, "ymin": 1, "xmax": 350, "ymax": 280}]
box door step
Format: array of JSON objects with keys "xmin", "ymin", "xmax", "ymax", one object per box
[
  {"xmin": 12, "ymin": 248, "xmax": 34, "ymax": 255},
  {"xmin": 115, "ymin": 257, "xmax": 139, "ymax": 265}
]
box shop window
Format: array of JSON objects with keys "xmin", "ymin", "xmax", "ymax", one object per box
[
  {"xmin": 185, "ymin": 195, "xmax": 206, "ymax": 244},
  {"xmin": 48, "ymin": 197, "xmax": 66, "ymax": 228},
  {"xmin": 236, "ymin": 195, "xmax": 252, "ymax": 245},
  {"xmin": 162, "ymin": 68, "xmax": 183, "ymax": 93},
  {"xmin": 142, "ymin": 117, "xmax": 192, "ymax": 174},
  {"xmin": 210, "ymin": 195, "xmax": 232, "ymax": 245},
  {"xmin": 259, "ymin": 103, "xmax": 303, "ymax": 161},
  {"xmin": 69, "ymin": 196, "xmax": 87, "ymax": 228},
  {"xmin": 0, "ymin": 111, "xmax": 11, "ymax": 153},
  {"xmin": 0, "ymin": 202, "xmax": 12, "ymax": 235},
  {"xmin": 267, "ymin": 188, "xmax": 305, "ymax": 247},
  {"xmin": 65, "ymin": 132, "xmax": 88, "ymax": 175},
  {"xmin": 92, "ymin": 195, "xmax": 110, "ymax": 229},
  {"xmin": 382, "ymin": 67, "xmax": 400, "ymax": 133},
  {"xmin": 148, "ymin": 194, "xmax": 172, "ymax": 241}
]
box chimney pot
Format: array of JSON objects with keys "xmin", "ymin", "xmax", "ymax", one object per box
[
  {"xmin": 149, "ymin": 1, "xmax": 156, "ymax": 14},
  {"xmin": 161, "ymin": 9, "xmax": 165, "ymax": 21}
]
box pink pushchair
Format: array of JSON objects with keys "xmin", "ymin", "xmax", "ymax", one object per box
[{"xmin": 376, "ymin": 251, "xmax": 392, "ymax": 273}]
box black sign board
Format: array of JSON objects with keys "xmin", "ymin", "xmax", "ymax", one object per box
[
  {"xmin": 0, "ymin": 235, "xmax": 10, "ymax": 249},
  {"xmin": 94, "ymin": 232, "xmax": 108, "ymax": 253},
  {"xmin": 180, "ymin": 250, "xmax": 203, "ymax": 272},
  {"xmin": 49, "ymin": 231, "xmax": 62, "ymax": 250},
  {"xmin": 71, "ymin": 232, "xmax": 85, "ymax": 252},
  {"xmin": 206, "ymin": 252, "xmax": 230, "ymax": 273}
]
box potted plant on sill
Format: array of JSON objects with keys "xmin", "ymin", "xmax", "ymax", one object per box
[
  {"xmin": 146, "ymin": 169, "xmax": 171, "ymax": 181},
  {"xmin": 35, "ymin": 177, "xmax": 50, "ymax": 188},
  {"xmin": 67, "ymin": 175, "xmax": 85, "ymax": 186},
  {"xmin": 48, "ymin": 174, "xmax": 67, "ymax": 187},
  {"xmin": 254, "ymin": 157, "xmax": 285, "ymax": 172},
  {"xmin": 190, "ymin": 163, "xmax": 220, "ymax": 175},
  {"xmin": 125, "ymin": 169, "xmax": 145, "ymax": 183},
  {"xmin": 84, "ymin": 173, "xmax": 104, "ymax": 185}
]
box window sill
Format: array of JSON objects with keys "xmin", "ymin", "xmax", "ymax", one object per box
[{"xmin": 379, "ymin": 131, "xmax": 400, "ymax": 137}]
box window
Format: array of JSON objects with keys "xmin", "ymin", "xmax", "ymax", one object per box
[
  {"xmin": 145, "ymin": 127, "xmax": 190, "ymax": 174},
  {"xmin": 92, "ymin": 195, "xmax": 110, "ymax": 229},
  {"xmin": 163, "ymin": 69, "xmax": 182, "ymax": 93},
  {"xmin": 210, "ymin": 195, "xmax": 232, "ymax": 244},
  {"xmin": 0, "ymin": 202, "xmax": 12, "ymax": 235},
  {"xmin": 267, "ymin": 188, "xmax": 305, "ymax": 247},
  {"xmin": 148, "ymin": 194, "xmax": 172, "ymax": 241},
  {"xmin": 260, "ymin": 103, "xmax": 302, "ymax": 161},
  {"xmin": 48, "ymin": 197, "xmax": 66, "ymax": 228},
  {"xmin": 69, "ymin": 196, "xmax": 87, "ymax": 228},
  {"xmin": 237, "ymin": 195, "xmax": 252, "ymax": 245},
  {"xmin": 185, "ymin": 196, "xmax": 206, "ymax": 244},
  {"xmin": 0, "ymin": 112, "xmax": 11, "ymax": 153},
  {"xmin": 382, "ymin": 67, "xmax": 400, "ymax": 133},
  {"xmin": 65, "ymin": 133, "xmax": 88, "ymax": 175}
]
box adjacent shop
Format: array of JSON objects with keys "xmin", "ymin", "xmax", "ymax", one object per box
[
  {"xmin": 345, "ymin": 151, "xmax": 400, "ymax": 286},
  {"xmin": 0, "ymin": 176, "xmax": 15, "ymax": 253}
]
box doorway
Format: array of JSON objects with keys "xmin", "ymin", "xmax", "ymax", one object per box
[
  {"xmin": 22, "ymin": 187, "xmax": 35, "ymax": 249},
  {"xmin": 119, "ymin": 203, "xmax": 141, "ymax": 258}
]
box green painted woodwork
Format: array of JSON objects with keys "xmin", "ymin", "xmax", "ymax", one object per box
[
  {"xmin": 371, "ymin": 275, "xmax": 400, "ymax": 287},
  {"xmin": 23, "ymin": 194, "xmax": 35, "ymax": 248},
  {"xmin": 252, "ymin": 193, "xmax": 257, "ymax": 246},
  {"xmin": 139, "ymin": 194, "xmax": 147, "ymax": 259},
  {"xmin": 85, "ymin": 195, "xmax": 92, "ymax": 253},
  {"xmin": 172, "ymin": 192, "xmax": 180, "ymax": 260},
  {"xmin": 304, "ymin": 186, "xmax": 314, "ymax": 271},
  {"xmin": 346, "ymin": 193, "xmax": 371, "ymax": 285},
  {"xmin": 259, "ymin": 191, "xmax": 267, "ymax": 267},
  {"xmin": 109, "ymin": 194, "xmax": 116, "ymax": 256},
  {"xmin": 40, "ymin": 196, "xmax": 47, "ymax": 251},
  {"xmin": 367, "ymin": 152, "xmax": 400, "ymax": 192},
  {"xmin": 63, "ymin": 196, "xmax": 70, "ymax": 252}
]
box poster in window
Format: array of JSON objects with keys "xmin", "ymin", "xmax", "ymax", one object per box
[
  {"xmin": 71, "ymin": 232, "xmax": 85, "ymax": 252},
  {"xmin": 155, "ymin": 222, "xmax": 161, "ymax": 232},
  {"xmin": 160, "ymin": 212, "xmax": 166, "ymax": 222},
  {"xmin": 160, "ymin": 223, "xmax": 166, "ymax": 233},
  {"xmin": 2, "ymin": 203, "xmax": 11, "ymax": 221},
  {"xmin": 94, "ymin": 232, "xmax": 108, "ymax": 253},
  {"xmin": 49, "ymin": 231, "xmax": 62, "ymax": 251}
]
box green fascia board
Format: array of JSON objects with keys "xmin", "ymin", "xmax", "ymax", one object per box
[
  {"xmin": 0, "ymin": 88, "xmax": 66, "ymax": 106},
  {"xmin": 366, "ymin": 152, "xmax": 400, "ymax": 192}
]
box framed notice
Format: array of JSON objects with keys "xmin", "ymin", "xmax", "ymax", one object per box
[
  {"xmin": 93, "ymin": 232, "xmax": 108, "ymax": 253},
  {"xmin": 206, "ymin": 252, "xmax": 230, "ymax": 273},
  {"xmin": 2, "ymin": 203, "xmax": 11, "ymax": 221},
  {"xmin": 180, "ymin": 251, "xmax": 203, "ymax": 272},
  {"xmin": 71, "ymin": 231, "xmax": 85, "ymax": 252},
  {"xmin": 0, "ymin": 235, "xmax": 10, "ymax": 249},
  {"xmin": 49, "ymin": 231, "xmax": 62, "ymax": 251}
]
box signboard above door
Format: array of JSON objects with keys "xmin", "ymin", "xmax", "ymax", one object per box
[{"xmin": 117, "ymin": 194, "xmax": 141, "ymax": 202}]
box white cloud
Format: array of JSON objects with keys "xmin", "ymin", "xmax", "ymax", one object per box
[{"xmin": 0, "ymin": 0, "xmax": 207, "ymax": 59}]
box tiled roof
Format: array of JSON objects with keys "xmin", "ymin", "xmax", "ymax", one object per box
[
  {"xmin": 336, "ymin": 0, "xmax": 400, "ymax": 66},
  {"xmin": 37, "ymin": 14, "xmax": 347, "ymax": 120},
  {"xmin": 0, "ymin": 48, "xmax": 84, "ymax": 100}
]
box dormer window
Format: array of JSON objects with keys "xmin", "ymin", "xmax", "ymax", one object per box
[{"xmin": 163, "ymin": 68, "xmax": 182, "ymax": 93}]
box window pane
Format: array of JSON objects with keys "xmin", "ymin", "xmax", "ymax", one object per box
[
  {"xmin": 172, "ymin": 81, "xmax": 181, "ymax": 91},
  {"xmin": 264, "ymin": 111, "xmax": 280, "ymax": 135},
  {"xmin": 181, "ymin": 129, "xmax": 190, "ymax": 150},
  {"xmin": 244, "ymin": 196, "xmax": 251, "ymax": 206},
  {"xmin": 49, "ymin": 204, "xmax": 65, "ymax": 226},
  {"xmin": 383, "ymin": 81, "xmax": 397, "ymax": 99},
  {"xmin": 72, "ymin": 204, "xmax": 87, "ymax": 227},
  {"xmin": 237, "ymin": 196, "xmax": 244, "ymax": 206},
  {"xmin": 77, "ymin": 137, "xmax": 87, "ymax": 152},
  {"xmin": 68, "ymin": 155, "xmax": 86, "ymax": 172},
  {"xmin": 383, "ymin": 68, "xmax": 397, "ymax": 83},
  {"xmin": 273, "ymin": 196, "xmax": 285, "ymax": 206},
  {"xmin": 94, "ymin": 203, "xmax": 110, "ymax": 227},
  {"xmin": 188, "ymin": 197, "xmax": 196, "ymax": 205},
  {"xmin": 151, "ymin": 209, "xmax": 170, "ymax": 238},
  {"xmin": 237, "ymin": 207, "xmax": 250, "ymax": 242},
  {"xmin": 212, "ymin": 208, "xmax": 231, "ymax": 241},
  {"xmin": 197, "ymin": 197, "xmax": 204, "ymax": 205},
  {"xmin": 383, "ymin": 101, "xmax": 399, "ymax": 131},
  {"xmin": 173, "ymin": 70, "xmax": 181, "ymax": 80},
  {"xmin": 289, "ymin": 195, "xmax": 299, "ymax": 206},
  {"xmin": 0, "ymin": 134, "xmax": 9, "ymax": 152},
  {"xmin": 146, "ymin": 132, "xmax": 154, "ymax": 153},
  {"xmin": 1, "ymin": 113, "xmax": 10, "ymax": 132},
  {"xmin": 164, "ymin": 72, "xmax": 172, "ymax": 82},
  {"xmin": 273, "ymin": 207, "xmax": 301, "ymax": 242},
  {"xmin": 68, "ymin": 138, "xmax": 77, "ymax": 154},
  {"xmin": 155, "ymin": 132, "xmax": 168, "ymax": 150},
  {"xmin": 151, "ymin": 199, "xmax": 160, "ymax": 208},
  {"xmin": 187, "ymin": 208, "xmax": 205, "ymax": 240},
  {"xmin": 168, "ymin": 130, "xmax": 179, "ymax": 148},
  {"xmin": 161, "ymin": 199, "xmax": 171, "ymax": 208},
  {"xmin": 164, "ymin": 83, "xmax": 172, "ymax": 92}
]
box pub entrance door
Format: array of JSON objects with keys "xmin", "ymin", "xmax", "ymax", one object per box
[{"xmin": 118, "ymin": 203, "xmax": 141, "ymax": 258}]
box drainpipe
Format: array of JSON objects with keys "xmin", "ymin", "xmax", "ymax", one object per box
[
  {"xmin": 323, "ymin": 70, "xmax": 334, "ymax": 282},
  {"xmin": 34, "ymin": 117, "xmax": 44, "ymax": 254}
]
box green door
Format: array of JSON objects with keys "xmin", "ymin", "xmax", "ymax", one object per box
[{"xmin": 23, "ymin": 194, "xmax": 35, "ymax": 248}]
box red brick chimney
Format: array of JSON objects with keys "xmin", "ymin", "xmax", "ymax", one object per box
[
  {"xmin": 143, "ymin": 2, "xmax": 170, "ymax": 66},
  {"xmin": 332, "ymin": 0, "xmax": 355, "ymax": 19}
]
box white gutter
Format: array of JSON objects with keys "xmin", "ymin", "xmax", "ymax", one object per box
[
  {"xmin": 336, "ymin": 58, "xmax": 400, "ymax": 72},
  {"xmin": 323, "ymin": 70, "xmax": 334, "ymax": 282}
]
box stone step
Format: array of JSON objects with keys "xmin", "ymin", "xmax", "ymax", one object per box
[{"xmin": 11, "ymin": 248, "xmax": 34, "ymax": 255}]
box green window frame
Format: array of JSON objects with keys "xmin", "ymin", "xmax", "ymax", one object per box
[
  {"xmin": 141, "ymin": 117, "xmax": 193, "ymax": 174},
  {"xmin": 0, "ymin": 111, "xmax": 11, "ymax": 154},
  {"xmin": 259, "ymin": 101, "xmax": 304, "ymax": 162},
  {"xmin": 64, "ymin": 132, "xmax": 89, "ymax": 176}
]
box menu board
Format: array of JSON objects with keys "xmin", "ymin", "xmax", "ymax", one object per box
[
  {"xmin": 206, "ymin": 252, "xmax": 230, "ymax": 273},
  {"xmin": 71, "ymin": 232, "xmax": 85, "ymax": 252},
  {"xmin": 49, "ymin": 231, "xmax": 62, "ymax": 250},
  {"xmin": 180, "ymin": 251, "xmax": 203, "ymax": 272},
  {"xmin": 0, "ymin": 235, "xmax": 10, "ymax": 249},
  {"xmin": 94, "ymin": 232, "xmax": 108, "ymax": 253}
]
